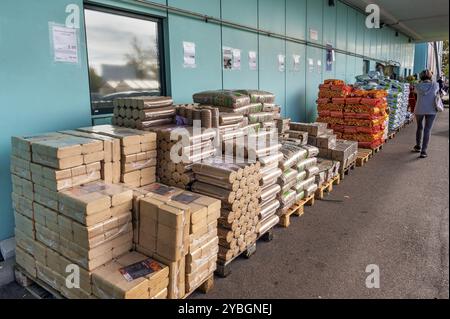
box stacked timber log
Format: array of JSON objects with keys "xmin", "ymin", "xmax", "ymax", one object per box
[
  {"xmin": 191, "ymin": 158, "xmax": 261, "ymax": 263},
  {"xmin": 112, "ymin": 96, "xmax": 175, "ymax": 130}
]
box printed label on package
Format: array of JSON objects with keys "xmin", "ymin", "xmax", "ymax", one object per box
[
  {"xmin": 119, "ymin": 259, "xmax": 163, "ymax": 282},
  {"xmin": 146, "ymin": 183, "xmax": 176, "ymax": 196},
  {"xmin": 173, "ymin": 192, "xmax": 201, "ymax": 204}
]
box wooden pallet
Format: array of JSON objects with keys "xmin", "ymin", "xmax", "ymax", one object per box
[
  {"xmin": 315, "ymin": 175, "xmax": 340, "ymax": 199},
  {"xmin": 214, "ymin": 228, "xmax": 274, "ymax": 278},
  {"xmin": 340, "ymin": 159, "xmax": 356, "ymax": 180},
  {"xmin": 278, "ymin": 195, "xmax": 315, "ymax": 228},
  {"xmin": 215, "ymin": 242, "xmax": 257, "ymax": 278},
  {"xmin": 388, "ymin": 131, "xmax": 397, "ymax": 140},
  {"xmin": 15, "ymin": 266, "xmax": 62, "ymax": 299},
  {"xmin": 372, "ymin": 143, "xmax": 383, "ymax": 154},
  {"xmin": 356, "ymin": 148, "xmax": 373, "ymax": 167},
  {"xmin": 183, "ymin": 274, "xmax": 214, "ymax": 298}
]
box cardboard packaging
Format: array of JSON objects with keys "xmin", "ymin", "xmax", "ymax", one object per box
[
  {"xmin": 77, "ymin": 125, "xmax": 157, "ymax": 187},
  {"xmin": 92, "ymin": 251, "xmax": 168, "ymax": 299},
  {"xmin": 289, "ymin": 122, "xmax": 327, "ymax": 137},
  {"xmin": 58, "ymin": 181, "xmax": 132, "ymax": 226},
  {"xmin": 16, "ymin": 246, "xmax": 37, "ymax": 277}
]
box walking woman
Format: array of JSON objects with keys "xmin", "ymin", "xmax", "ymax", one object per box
[{"xmin": 413, "ymin": 70, "xmax": 439, "ymax": 158}]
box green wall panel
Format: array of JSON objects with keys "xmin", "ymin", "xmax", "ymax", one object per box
[
  {"xmin": 0, "ymin": 0, "xmax": 92, "ymax": 240},
  {"xmin": 90, "ymin": 0, "xmax": 167, "ymax": 17},
  {"xmin": 222, "ymin": 27, "xmax": 258, "ymax": 89},
  {"xmin": 345, "ymin": 55, "xmax": 356, "ymax": 83},
  {"xmin": 168, "ymin": 0, "xmax": 220, "ymax": 16},
  {"xmin": 355, "ymin": 57, "xmax": 364, "ymax": 77},
  {"xmin": 346, "ymin": 8, "xmax": 356, "ymax": 53},
  {"xmin": 363, "ymin": 19, "xmax": 371, "ymax": 57},
  {"xmin": 306, "ymin": 0, "xmax": 323, "ymax": 44},
  {"xmin": 355, "ymin": 13, "xmax": 364, "ymax": 56},
  {"xmin": 286, "ymin": 0, "xmax": 307, "ymax": 40},
  {"xmin": 369, "ymin": 28, "xmax": 377, "ymax": 59},
  {"xmin": 376, "ymin": 29, "xmax": 383, "ymax": 61},
  {"xmin": 222, "ymin": 0, "xmax": 257, "ymax": 27},
  {"xmin": 221, "ymin": 0, "xmax": 258, "ymax": 89},
  {"xmin": 336, "ymin": 1, "xmax": 347, "ymax": 51},
  {"xmin": 305, "ymin": 46, "xmax": 322, "ymax": 122},
  {"xmin": 322, "ymin": 0, "xmax": 337, "ymax": 47},
  {"xmin": 286, "ymin": 42, "xmax": 306, "ymax": 122},
  {"xmin": 167, "ymin": 14, "xmax": 222, "ymax": 103},
  {"xmin": 259, "ymin": 36, "xmax": 286, "ymax": 115},
  {"xmin": 259, "ymin": 0, "xmax": 286, "ymax": 34},
  {"xmin": 335, "ymin": 52, "xmax": 347, "ymax": 81}
]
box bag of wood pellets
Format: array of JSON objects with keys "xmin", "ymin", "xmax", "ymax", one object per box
[
  {"xmin": 217, "ymin": 103, "xmax": 263, "ymax": 115},
  {"xmin": 234, "ymin": 90, "xmax": 276, "ymax": 104},
  {"xmin": 247, "ymin": 112, "xmax": 275, "ymax": 124},
  {"xmin": 295, "ymin": 176, "xmax": 315, "ymax": 192},
  {"xmin": 296, "ymin": 170, "xmax": 307, "ymax": 182},
  {"xmin": 260, "ymin": 199, "xmax": 280, "ymax": 220},
  {"xmin": 278, "ymin": 168, "xmax": 297, "ymax": 185},
  {"xmin": 193, "ymin": 90, "xmax": 250, "ymax": 108},
  {"xmin": 260, "ymin": 184, "xmax": 281, "ymax": 203},
  {"xmin": 278, "ymin": 189, "xmax": 297, "ymax": 206},
  {"xmin": 301, "ymin": 145, "xmax": 319, "ymax": 158},
  {"xmin": 219, "ymin": 113, "xmax": 244, "ymax": 125},
  {"xmin": 260, "ymin": 168, "xmax": 282, "ymax": 186},
  {"xmin": 280, "ymin": 178, "xmax": 297, "ymax": 193},
  {"xmin": 296, "ymin": 190, "xmax": 305, "ymax": 202},
  {"xmin": 304, "ymin": 183, "xmax": 318, "ymax": 197},
  {"xmin": 279, "ymin": 144, "xmax": 308, "ymax": 170},
  {"xmin": 296, "ymin": 157, "xmax": 317, "ymax": 172},
  {"xmin": 305, "ymin": 166, "xmax": 319, "ymax": 178}
]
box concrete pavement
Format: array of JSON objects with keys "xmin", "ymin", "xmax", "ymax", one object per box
[{"xmin": 193, "ymin": 110, "xmax": 449, "ymax": 299}]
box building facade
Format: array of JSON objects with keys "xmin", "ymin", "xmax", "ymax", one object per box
[{"xmin": 0, "ymin": 0, "xmax": 416, "ymax": 241}]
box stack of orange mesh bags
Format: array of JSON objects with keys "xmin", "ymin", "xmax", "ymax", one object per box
[{"xmin": 317, "ymin": 79, "xmax": 388, "ymax": 149}]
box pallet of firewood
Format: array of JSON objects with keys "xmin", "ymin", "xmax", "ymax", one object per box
[
  {"xmin": 315, "ymin": 174, "xmax": 340, "ymax": 199},
  {"xmin": 340, "ymin": 158, "xmax": 356, "ymax": 180},
  {"xmin": 214, "ymin": 226, "xmax": 275, "ymax": 279},
  {"xmin": 15, "ymin": 266, "xmax": 63, "ymax": 299},
  {"xmin": 183, "ymin": 274, "xmax": 214, "ymax": 299},
  {"xmin": 278, "ymin": 195, "xmax": 315, "ymax": 228},
  {"xmin": 356, "ymin": 148, "xmax": 373, "ymax": 167}
]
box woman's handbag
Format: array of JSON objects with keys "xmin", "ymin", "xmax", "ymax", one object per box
[{"xmin": 435, "ymin": 93, "xmax": 444, "ymax": 112}]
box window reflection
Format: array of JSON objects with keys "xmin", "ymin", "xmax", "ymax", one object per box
[{"xmin": 85, "ymin": 8, "xmax": 162, "ymax": 115}]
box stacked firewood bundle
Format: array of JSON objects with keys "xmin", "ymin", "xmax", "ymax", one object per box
[
  {"xmin": 112, "ymin": 96, "xmax": 175, "ymax": 130},
  {"xmin": 77, "ymin": 125, "xmax": 157, "ymax": 188},
  {"xmin": 191, "ymin": 158, "xmax": 261, "ymax": 263},
  {"xmin": 152, "ymin": 126, "xmax": 217, "ymax": 189}
]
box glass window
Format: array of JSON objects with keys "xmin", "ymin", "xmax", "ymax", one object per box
[{"xmin": 84, "ymin": 7, "xmax": 163, "ymax": 115}]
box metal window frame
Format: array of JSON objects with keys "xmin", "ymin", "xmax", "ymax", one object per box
[{"xmin": 83, "ymin": 2, "xmax": 166, "ymax": 118}]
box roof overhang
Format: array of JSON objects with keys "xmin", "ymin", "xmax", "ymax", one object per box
[{"xmin": 341, "ymin": 0, "xmax": 449, "ymax": 42}]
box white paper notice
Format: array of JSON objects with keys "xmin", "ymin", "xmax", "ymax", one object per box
[
  {"xmin": 309, "ymin": 29, "xmax": 319, "ymax": 41},
  {"xmin": 183, "ymin": 41, "xmax": 196, "ymax": 68},
  {"xmin": 278, "ymin": 54, "xmax": 285, "ymax": 72},
  {"xmin": 293, "ymin": 54, "xmax": 301, "ymax": 71},
  {"xmin": 249, "ymin": 51, "xmax": 257, "ymax": 70},
  {"xmin": 223, "ymin": 47, "xmax": 233, "ymax": 69},
  {"xmin": 232, "ymin": 49, "xmax": 241, "ymax": 70},
  {"xmin": 317, "ymin": 60, "xmax": 322, "ymax": 74},
  {"xmin": 308, "ymin": 58, "xmax": 314, "ymax": 73},
  {"xmin": 52, "ymin": 25, "xmax": 78, "ymax": 63}
]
